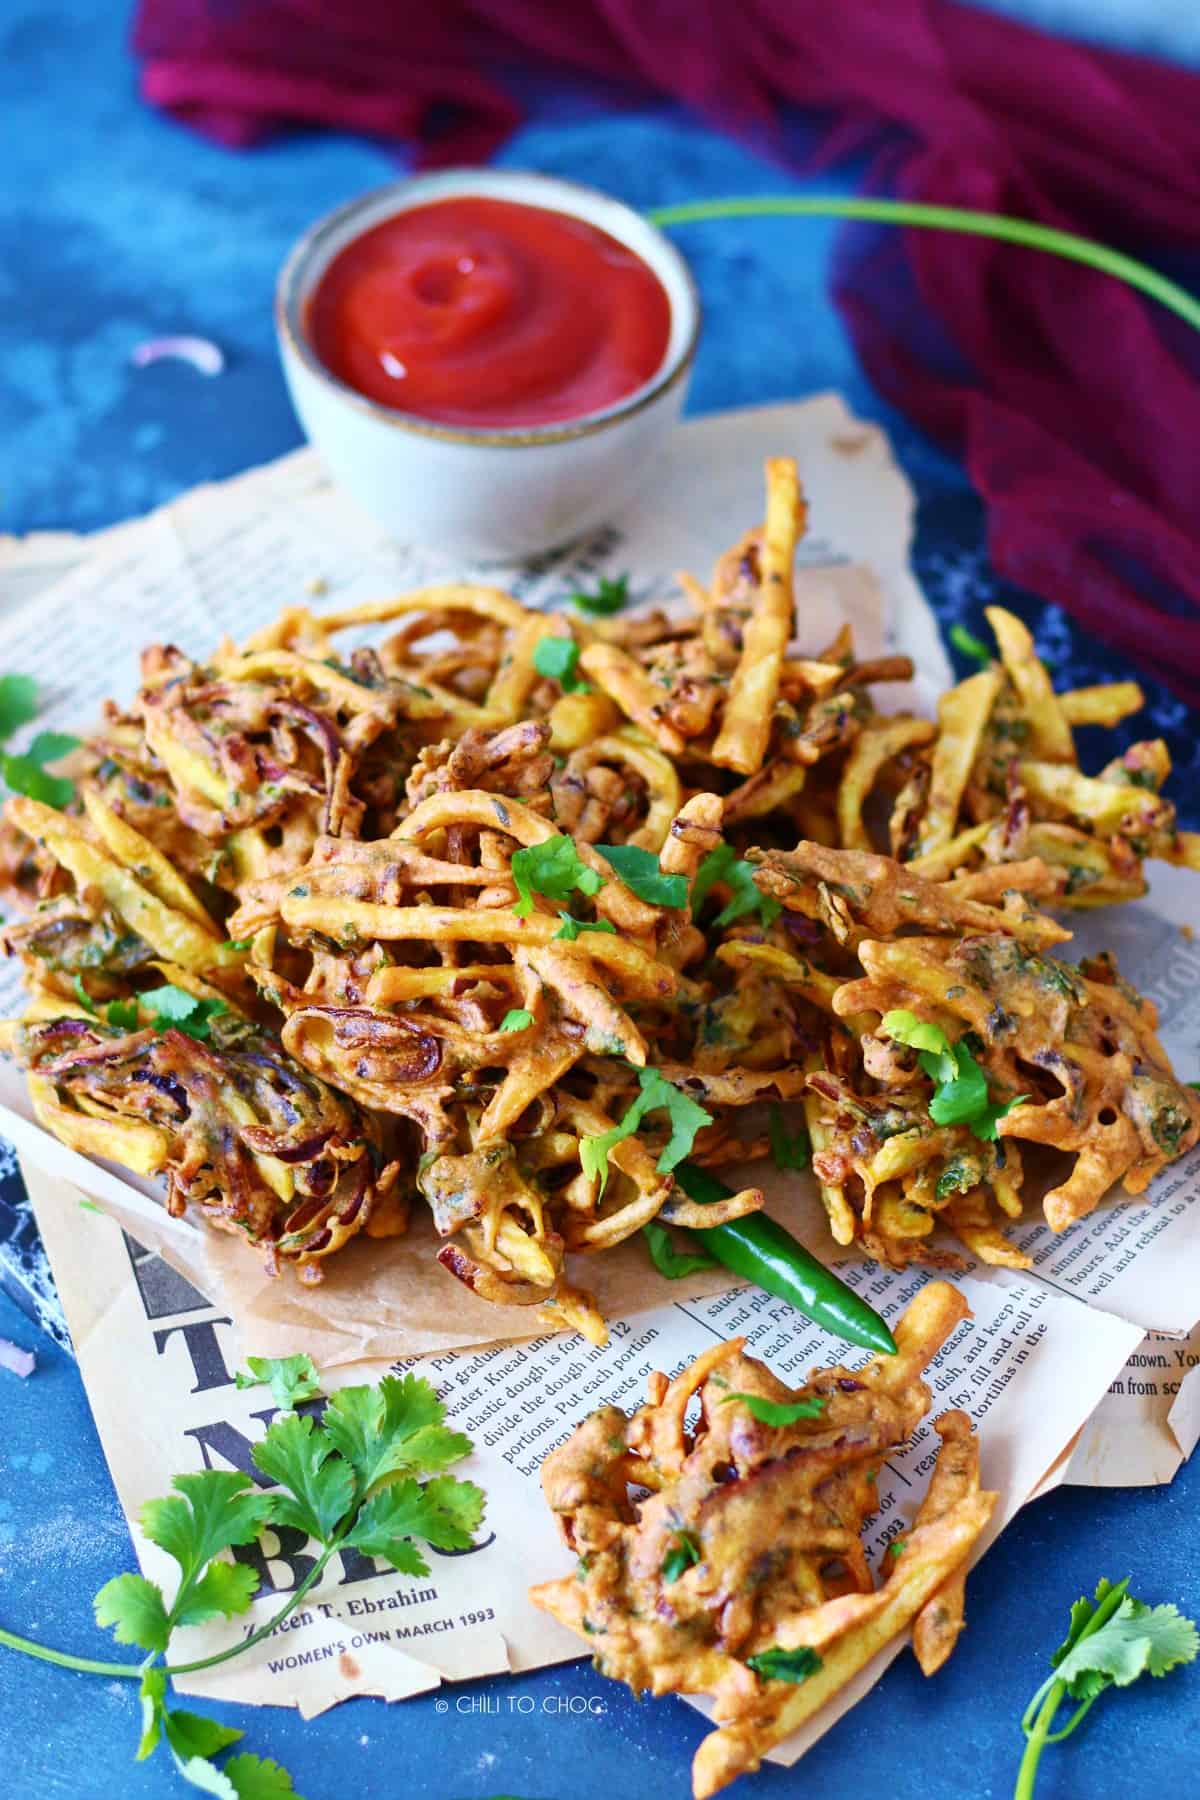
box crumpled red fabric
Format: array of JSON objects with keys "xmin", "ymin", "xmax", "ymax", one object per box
[{"xmin": 132, "ymin": 0, "xmax": 1200, "ymax": 701}]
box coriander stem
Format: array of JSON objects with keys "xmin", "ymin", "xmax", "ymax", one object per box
[
  {"xmin": 646, "ymin": 198, "xmax": 1200, "ymax": 337},
  {"xmin": 1014, "ymin": 1678, "xmax": 1064, "ymax": 1800},
  {"xmin": 0, "ymin": 1623, "xmax": 140, "ymax": 1680},
  {"xmin": 0, "ymin": 1538, "xmax": 343, "ymax": 1685},
  {"xmin": 162, "ymin": 1541, "xmax": 341, "ymax": 1677}
]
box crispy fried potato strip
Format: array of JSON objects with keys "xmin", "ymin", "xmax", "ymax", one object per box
[{"xmin": 711, "ymin": 457, "xmax": 805, "ymax": 775}]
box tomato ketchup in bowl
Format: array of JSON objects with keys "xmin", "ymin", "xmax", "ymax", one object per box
[
  {"xmin": 276, "ymin": 170, "xmax": 699, "ymax": 557},
  {"xmin": 307, "ymin": 197, "xmax": 673, "ymax": 430}
]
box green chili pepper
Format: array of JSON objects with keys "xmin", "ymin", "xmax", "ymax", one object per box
[{"xmin": 673, "ymin": 1162, "xmax": 897, "ymax": 1356}]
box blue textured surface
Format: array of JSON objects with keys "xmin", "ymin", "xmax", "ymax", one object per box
[{"xmin": 2, "ymin": 5, "xmax": 1200, "ymax": 1799}]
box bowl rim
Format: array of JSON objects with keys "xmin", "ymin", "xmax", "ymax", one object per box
[{"xmin": 275, "ymin": 168, "xmax": 701, "ymax": 449}]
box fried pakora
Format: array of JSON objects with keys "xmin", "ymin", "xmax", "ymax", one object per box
[
  {"xmin": 754, "ymin": 839, "xmax": 1200, "ymax": 1266},
  {"xmin": 2, "ymin": 455, "xmax": 1196, "ymax": 1314},
  {"xmin": 530, "ymin": 1280, "xmax": 995, "ymax": 1796}
]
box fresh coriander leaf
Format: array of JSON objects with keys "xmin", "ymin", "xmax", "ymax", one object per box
[
  {"xmin": 720, "ymin": 887, "xmax": 780, "ymax": 932},
  {"xmin": 322, "ymin": 1372, "xmax": 469, "ymax": 1494},
  {"xmin": 141, "ymin": 1471, "xmax": 274, "ymax": 1587},
  {"xmin": 379, "ymin": 1369, "xmax": 447, "ymax": 1440},
  {"xmin": 581, "ymin": 1067, "xmax": 712, "ymax": 1194},
  {"xmin": 252, "ymin": 1412, "xmax": 355, "ymax": 1543},
  {"xmin": 235, "ymin": 1353, "xmax": 323, "ymax": 1414},
  {"xmin": 72, "ymin": 973, "xmax": 97, "ymax": 1014},
  {"xmin": 768, "ymin": 1103, "xmax": 810, "ymax": 1171},
  {"xmin": 713, "ymin": 860, "xmax": 780, "ymax": 929},
  {"xmin": 105, "ymin": 998, "xmax": 140, "ymax": 1031},
  {"xmin": 533, "ymin": 635, "xmax": 589, "ymax": 693},
  {"xmin": 949, "ymin": 623, "xmax": 994, "ymax": 671},
  {"xmin": 499, "ymin": 1008, "xmax": 534, "ymax": 1033},
  {"xmin": 0, "ymin": 675, "xmax": 39, "ymax": 742},
  {"xmin": 163, "ymin": 1712, "xmax": 245, "ymax": 1763},
  {"xmin": 661, "ymin": 1529, "xmax": 702, "ymax": 1583},
  {"xmin": 643, "ymin": 1220, "xmax": 717, "ymax": 1279},
  {"xmin": 924, "ymin": 1040, "xmax": 989, "ymax": 1127},
  {"xmin": 968, "ymin": 1090, "xmax": 1030, "ymax": 1141},
  {"xmin": 175, "ymin": 1560, "xmax": 261, "ymax": 1630},
  {"xmin": 222, "ymin": 938, "xmax": 252, "ymax": 952},
  {"xmin": 510, "ymin": 837, "xmax": 603, "ymax": 917},
  {"xmin": 170, "ymin": 1753, "xmax": 240, "ymax": 1798},
  {"xmin": 139, "ymin": 985, "xmax": 228, "ymax": 1041},
  {"xmin": 1134, "ymin": 1601, "xmax": 1200, "ymax": 1677},
  {"xmin": 93, "ymin": 1572, "xmax": 171, "ymax": 1653},
  {"xmin": 1053, "ymin": 1584, "xmax": 1117, "ymax": 1664},
  {"xmin": 26, "ymin": 730, "xmax": 82, "ymax": 764},
  {"xmin": 223, "ymin": 1753, "xmax": 305, "ymax": 1798},
  {"xmin": 138, "ymin": 1666, "xmax": 167, "ymax": 1760},
  {"xmin": 640, "ymin": 1069, "xmax": 712, "ymax": 1172},
  {"xmin": 566, "ymin": 573, "xmax": 629, "ymax": 616},
  {"xmin": 886, "ymin": 1539, "xmax": 907, "ymax": 1559},
  {"xmin": 881, "ymin": 1009, "xmax": 952, "ymax": 1058},
  {"xmin": 385, "ymin": 1423, "xmax": 475, "ymax": 1474},
  {"xmin": 745, "ymin": 1646, "xmax": 823, "ymax": 1684},
  {"xmin": 579, "ymin": 1122, "xmax": 628, "ymax": 1192},
  {"xmin": 1, "ymin": 753, "xmax": 75, "ymax": 808},
  {"xmin": 719, "ymin": 1392, "xmax": 826, "ymax": 1426},
  {"xmin": 690, "ymin": 843, "xmax": 737, "ymax": 917},
  {"xmin": 1055, "ymin": 1595, "xmax": 1200, "ymax": 1695},
  {"xmin": 595, "ymin": 843, "xmax": 688, "ymax": 909},
  {"xmin": 420, "ymin": 1471, "xmax": 487, "ymax": 1545},
  {"xmin": 140, "ymin": 985, "xmax": 206, "ymax": 1023},
  {"xmin": 884, "ymin": 1010, "xmax": 1024, "ymax": 1142},
  {"xmin": 344, "ymin": 1473, "xmax": 485, "ymax": 1571},
  {"xmin": 554, "ymin": 912, "xmax": 616, "ymax": 941},
  {"xmin": 691, "ymin": 844, "xmax": 780, "ymax": 928}
]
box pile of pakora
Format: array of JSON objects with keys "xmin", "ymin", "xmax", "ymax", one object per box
[
  {"xmin": 3, "ymin": 455, "xmax": 1198, "ymax": 1324},
  {"xmin": 531, "ymin": 1281, "xmax": 995, "ymax": 1796}
]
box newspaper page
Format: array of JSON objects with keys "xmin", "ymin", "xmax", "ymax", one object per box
[{"xmin": 24, "ymin": 1160, "xmax": 1142, "ymax": 1765}]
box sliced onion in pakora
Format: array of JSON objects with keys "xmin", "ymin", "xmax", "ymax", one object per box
[{"xmin": 11, "ymin": 1011, "xmax": 398, "ymax": 1277}]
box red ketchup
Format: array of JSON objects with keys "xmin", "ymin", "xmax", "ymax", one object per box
[{"xmin": 306, "ymin": 197, "xmax": 672, "ymax": 429}]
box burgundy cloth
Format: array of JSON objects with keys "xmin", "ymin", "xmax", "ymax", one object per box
[{"xmin": 132, "ymin": 0, "xmax": 1200, "ymax": 701}]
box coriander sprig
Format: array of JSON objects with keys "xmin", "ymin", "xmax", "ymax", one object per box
[
  {"xmin": 1015, "ymin": 1578, "xmax": 1198, "ymax": 1799},
  {"xmin": 0, "ymin": 1359, "xmax": 485, "ymax": 1798}
]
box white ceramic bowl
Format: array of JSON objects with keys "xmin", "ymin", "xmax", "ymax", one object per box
[{"xmin": 275, "ymin": 168, "xmax": 700, "ymax": 559}]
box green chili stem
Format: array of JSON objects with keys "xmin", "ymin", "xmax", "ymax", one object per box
[{"xmin": 647, "ymin": 198, "xmax": 1200, "ymax": 336}]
